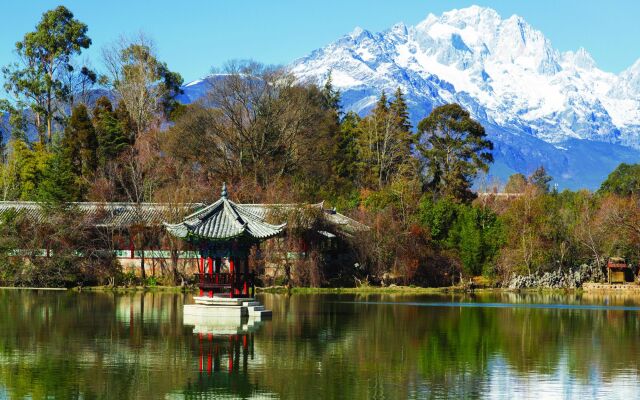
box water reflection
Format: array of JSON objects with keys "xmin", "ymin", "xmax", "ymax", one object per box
[
  {"xmin": 182, "ymin": 317, "xmax": 273, "ymax": 399},
  {"xmin": 0, "ymin": 290, "xmax": 639, "ymax": 399}
]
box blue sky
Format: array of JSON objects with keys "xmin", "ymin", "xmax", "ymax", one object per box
[{"xmin": 1, "ymin": 1, "xmax": 639, "ymax": 83}]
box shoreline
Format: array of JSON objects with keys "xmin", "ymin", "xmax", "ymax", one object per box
[{"xmin": 1, "ymin": 284, "xmax": 639, "ymax": 295}]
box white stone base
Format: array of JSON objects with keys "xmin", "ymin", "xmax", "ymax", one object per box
[
  {"xmin": 184, "ymin": 296, "xmax": 272, "ymax": 325},
  {"xmin": 184, "ymin": 304, "xmax": 246, "ymax": 317}
]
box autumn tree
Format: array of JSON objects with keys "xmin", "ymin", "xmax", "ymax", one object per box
[
  {"xmin": 2, "ymin": 6, "xmax": 91, "ymax": 144},
  {"xmin": 417, "ymin": 103, "xmax": 493, "ymax": 203},
  {"xmin": 504, "ymin": 173, "xmax": 527, "ymax": 193}
]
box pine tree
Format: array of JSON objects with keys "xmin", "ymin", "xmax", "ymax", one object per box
[
  {"xmin": 388, "ymin": 87, "xmax": 414, "ymax": 171},
  {"xmin": 36, "ymin": 145, "xmax": 78, "ymax": 203},
  {"xmin": 113, "ymin": 101, "xmax": 137, "ymax": 145},
  {"xmin": 93, "ymin": 96, "xmax": 129, "ymax": 168},
  {"xmin": 389, "ymin": 87, "xmax": 412, "ymax": 133},
  {"xmin": 62, "ymin": 104, "xmax": 98, "ymax": 195},
  {"xmin": 358, "ymin": 90, "xmax": 416, "ymax": 188},
  {"xmin": 334, "ymin": 111, "xmax": 361, "ymax": 183},
  {"xmin": 321, "ymin": 72, "xmax": 342, "ymax": 116},
  {"xmin": 528, "ymin": 166, "xmax": 553, "ymax": 193},
  {"xmin": 417, "ymin": 103, "xmax": 493, "ymax": 203},
  {"xmin": 375, "ymin": 90, "xmax": 389, "ymax": 114}
]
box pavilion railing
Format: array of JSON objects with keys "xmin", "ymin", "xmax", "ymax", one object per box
[{"xmin": 194, "ymin": 272, "xmax": 255, "ymax": 297}]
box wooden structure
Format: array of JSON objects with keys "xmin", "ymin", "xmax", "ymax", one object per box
[
  {"xmin": 164, "ymin": 183, "xmax": 285, "ymax": 298},
  {"xmin": 607, "ymin": 257, "xmax": 633, "ymax": 284}
]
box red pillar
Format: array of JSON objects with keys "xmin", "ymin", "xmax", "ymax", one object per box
[
  {"xmin": 208, "ymin": 257, "xmax": 214, "ymax": 297},
  {"xmin": 229, "ymin": 257, "xmax": 235, "ymax": 298},
  {"xmin": 199, "ymin": 257, "xmax": 205, "ymax": 296}
]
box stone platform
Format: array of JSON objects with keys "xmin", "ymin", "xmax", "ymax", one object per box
[{"xmin": 184, "ymin": 295, "xmax": 272, "ymax": 319}]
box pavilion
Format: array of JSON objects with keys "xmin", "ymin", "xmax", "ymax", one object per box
[{"xmin": 164, "ymin": 183, "xmax": 286, "ymax": 298}]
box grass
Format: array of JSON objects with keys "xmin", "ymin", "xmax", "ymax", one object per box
[
  {"xmin": 73, "ymin": 285, "xmax": 194, "ymax": 293},
  {"xmin": 257, "ymin": 285, "xmax": 466, "ymax": 295}
]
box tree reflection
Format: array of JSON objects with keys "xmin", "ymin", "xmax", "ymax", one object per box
[{"xmin": 0, "ymin": 291, "xmax": 639, "ymax": 399}]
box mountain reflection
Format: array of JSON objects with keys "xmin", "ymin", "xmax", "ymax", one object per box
[{"xmin": 0, "ymin": 290, "xmax": 639, "ymax": 399}]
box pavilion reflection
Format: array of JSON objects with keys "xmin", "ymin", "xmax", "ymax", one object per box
[
  {"xmin": 188, "ymin": 316, "xmax": 264, "ymax": 375},
  {"xmin": 182, "ymin": 315, "xmax": 272, "ymax": 399}
]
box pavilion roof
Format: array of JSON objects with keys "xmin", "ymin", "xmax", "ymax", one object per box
[{"xmin": 163, "ymin": 183, "xmax": 286, "ymax": 242}]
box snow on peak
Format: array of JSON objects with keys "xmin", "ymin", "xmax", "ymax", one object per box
[
  {"xmin": 390, "ymin": 22, "xmax": 408, "ymax": 36},
  {"xmin": 285, "ymin": 6, "xmax": 640, "ymax": 188},
  {"xmin": 291, "ymin": 5, "xmax": 639, "ymax": 144},
  {"xmin": 350, "ymin": 26, "xmax": 368, "ymax": 39},
  {"xmin": 564, "ymin": 47, "xmax": 597, "ymax": 70}
]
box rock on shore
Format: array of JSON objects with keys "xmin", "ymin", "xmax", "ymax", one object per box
[{"xmin": 506, "ymin": 264, "xmax": 606, "ymax": 289}]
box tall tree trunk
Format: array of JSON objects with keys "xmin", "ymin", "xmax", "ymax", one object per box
[{"xmin": 140, "ymin": 251, "xmax": 146, "ymax": 282}]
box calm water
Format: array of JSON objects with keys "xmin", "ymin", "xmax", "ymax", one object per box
[{"xmin": 1, "ymin": 291, "xmax": 640, "ymax": 399}]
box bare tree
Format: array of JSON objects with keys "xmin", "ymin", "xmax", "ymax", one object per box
[
  {"xmin": 102, "ymin": 34, "xmax": 166, "ymax": 137},
  {"xmin": 202, "ymin": 61, "xmax": 333, "ymax": 190}
]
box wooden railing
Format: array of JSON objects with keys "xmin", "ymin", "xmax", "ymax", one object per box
[{"xmin": 194, "ymin": 272, "xmax": 255, "ymax": 297}]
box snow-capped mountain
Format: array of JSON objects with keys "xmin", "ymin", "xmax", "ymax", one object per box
[
  {"xmin": 286, "ymin": 6, "xmax": 640, "ymax": 189},
  {"xmin": 179, "ymin": 6, "xmax": 640, "ymax": 189}
]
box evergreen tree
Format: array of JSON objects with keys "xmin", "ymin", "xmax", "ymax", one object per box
[
  {"xmin": 11, "ymin": 140, "xmax": 51, "ymax": 200},
  {"xmin": 62, "ymin": 104, "xmax": 98, "ymax": 194},
  {"xmin": 453, "ymin": 205, "xmax": 503, "ymax": 276},
  {"xmin": 0, "ymin": 100, "xmax": 28, "ymax": 142},
  {"xmin": 375, "ymin": 90, "xmax": 389, "ymax": 114},
  {"xmin": 598, "ymin": 163, "xmax": 640, "ymax": 196},
  {"xmin": 358, "ymin": 91, "xmax": 415, "ymax": 188},
  {"xmin": 333, "ymin": 111, "xmax": 361, "ymax": 187},
  {"xmin": 113, "ymin": 100, "xmax": 137, "ymax": 145},
  {"xmin": 321, "ymin": 72, "xmax": 342, "ymax": 116},
  {"xmin": 389, "ymin": 87, "xmax": 412, "ymax": 133},
  {"xmin": 93, "ymin": 97, "xmax": 129, "ymax": 168},
  {"xmin": 157, "ymin": 64, "xmax": 185, "ymax": 120},
  {"xmin": 529, "ymin": 166, "xmax": 552, "ymax": 193},
  {"xmin": 36, "ymin": 145, "xmax": 78, "ymax": 203},
  {"xmin": 417, "ymin": 103, "xmax": 493, "ymax": 203}
]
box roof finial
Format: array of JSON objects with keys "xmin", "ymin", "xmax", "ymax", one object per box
[{"xmin": 221, "ymin": 182, "xmax": 228, "ymax": 199}]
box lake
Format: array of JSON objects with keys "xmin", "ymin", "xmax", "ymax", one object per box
[{"xmin": 0, "ymin": 290, "xmax": 639, "ymax": 399}]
